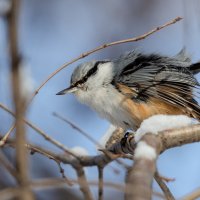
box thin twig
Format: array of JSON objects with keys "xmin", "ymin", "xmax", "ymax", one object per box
[
  {"xmin": 31, "ymin": 178, "xmax": 125, "ymax": 192},
  {"xmin": 0, "ymin": 124, "xmax": 15, "ymax": 147},
  {"xmin": 29, "ymin": 144, "xmax": 72, "ymax": 185},
  {"xmin": 10, "ymin": 141, "xmax": 73, "ymax": 186},
  {"xmin": 53, "ymin": 112, "xmax": 129, "ymax": 173},
  {"xmin": 2, "ymin": 120, "xmax": 200, "ymax": 199},
  {"xmin": 0, "ymin": 102, "xmax": 78, "ymax": 159},
  {"xmin": 53, "ymin": 112, "xmax": 101, "ymax": 147},
  {"xmin": 30, "ymin": 17, "xmax": 182, "ymax": 103},
  {"xmin": 2, "ymin": 122, "xmax": 200, "ymax": 199},
  {"xmin": 56, "ymin": 161, "xmax": 65, "ymax": 178},
  {"xmin": 1, "ymin": 135, "xmax": 118, "ymax": 170},
  {"xmin": 2, "ymin": 123, "xmax": 200, "ymax": 166},
  {"xmin": 0, "ymin": 188, "xmax": 19, "ymax": 200},
  {"xmin": 74, "ymin": 166, "xmax": 94, "ymax": 200},
  {"xmin": 0, "ymin": 150, "xmax": 19, "ymax": 181},
  {"xmin": 98, "ymin": 166, "xmax": 104, "ymax": 200},
  {"xmin": 181, "ymin": 187, "xmax": 200, "ymax": 200},
  {"xmin": 154, "ymin": 171, "xmax": 175, "ymax": 200},
  {"xmin": 30, "ymin": 177, "xmax": 164, "ymax": 198}
]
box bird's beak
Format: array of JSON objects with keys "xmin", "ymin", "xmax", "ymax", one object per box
[{"xmin": 56, "ymin": 85, "xmax": 78, "ymax": 95}]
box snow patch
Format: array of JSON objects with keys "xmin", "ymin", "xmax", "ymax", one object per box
[
  {"xmin": 19, "ymin": 60, "xmax": 35, "ymax": 100},
  {"xmin": 134, "ymin": 141, "xmax": 157, "ymax": 160},
  {"xmin": 70, "ymin": 146, "xmax": 88, "ymax": 156},
  {"xmin": 135, "ymin": 114, "xmax": 196, "ymax": 142}
]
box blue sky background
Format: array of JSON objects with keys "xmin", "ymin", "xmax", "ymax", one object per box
[{"xmin": 0, "ymin": 0, "xmax": 200, "ymax": 199}]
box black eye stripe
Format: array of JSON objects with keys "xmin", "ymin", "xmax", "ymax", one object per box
[
  {"xmin": 85, "ymin": 61, "xmax": 99, "ymax": 79},
  {"xmin": 74, "ymin": 61, "xmax": 109, "ymax": 86}
]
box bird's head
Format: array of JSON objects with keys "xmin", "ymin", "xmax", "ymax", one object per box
[{"xmin": 56, "ymin": 60, "xmax": 114, "ymax": 101}]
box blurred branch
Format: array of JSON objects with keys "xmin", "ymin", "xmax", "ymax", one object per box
[
  {"xmin": 0, "ymin": 102, "xmax": 78, "ymax": 159},
  {"xmin": 125, "ymin": 134, "xmax": 160, "ymax": 200},
  {"xmin": 7, "ymin": 0, "xmax": 34, "ymax": 199},
  {"xmin": 0, "ymin": 123, "xmax": 15, "ymax": 147},
  {"xmin": 2, "ymin": 123, "xmax": 200, "ymax": 167},
  {"xmin": 53, "ymin": 112, "xmax": 130, "ymax": 173},
  {"xmin": 2, "ymin": 91, "xmax": 200, "ymax": 200},
  {"xmin": 30, "ymin": 146, "xmax": 72, "ymax": 185},
  {"xmin": 0, "ymin": 178, "xmax": 124, "ymax": 200},
  {"xmin": 31, "ymin": 178, "xmax": 125, "ymax": 192},
  {"xmin": 53, "ymin": 112, "xmax": 100, "ymax": 147},
  {"xmin": 0, "ymin": 102, "xmax": 127, "ymax": 175},
  {"xmin": 0, "ymin": 188, "xmax": 19, "ymax": 200},
  {"xmin": 1, "ymin": 122, "xmax": 200, "ymax": 199},
  {"xmin": 2, "ymin": 1, "xmax": 197, "ymax": 198},
  {"xmin": 74, "ymin": 165, "xmax": 93, "ymax": 200},
  {"xmin": 0, "ymin": 150, "xmax": 19, "ymax": 181},
  {"xmin": 30, "ymin": 16, "xmax": 182, "ymax": 103},
  {"xmin": 154, "ymin": 171, "xmax": 175, "ymax": 200},
  {"xmin": 181, "ymin": 187, "xmax": 200, "ymax": 200},
  {"xmin": 98, "ymin": 166, "xmax": 104, "ymax": 200}
]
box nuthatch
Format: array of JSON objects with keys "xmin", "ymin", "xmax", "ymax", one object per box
[{"xmin": 57, "ymin": 49, "xmax": 200, "ymax": 130}]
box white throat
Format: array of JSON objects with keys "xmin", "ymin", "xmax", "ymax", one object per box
[{"xmin": 74, "ymin": 62, "xmax": 134, "ymax": 129}]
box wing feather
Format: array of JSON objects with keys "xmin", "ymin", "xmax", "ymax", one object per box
[{"xmin": 113, "ymin": 52, "xmax": 200, "ymax": 119}]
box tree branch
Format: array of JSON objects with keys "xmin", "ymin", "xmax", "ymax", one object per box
[
  {"xmin": 0, "ymin": 102, "xmax": 78, "ymax": 159},
  {"xmin": 7, "ymin": 0, "xmax": 34, "ymax": 199},
  {"xmin": 154, "ymin": 171, "xmax": 175, "ymax": 200},
  {"xmin": 98, "ymin": 166, "xmax": 104, "ymax": 200},
  {"xmin": 125, "ymin": 134, "xmax": 161, "ymax": 200},
  {"xmin": 73, "ymin": 165, "xmax": 94, "ymax": 200}
]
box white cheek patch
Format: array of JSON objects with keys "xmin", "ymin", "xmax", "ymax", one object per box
[{"xmin": 89, "ymin": 62, "xmax": 114, "ymax": 87}]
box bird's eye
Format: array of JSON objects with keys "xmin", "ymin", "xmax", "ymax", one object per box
[
  {"xmin": 76, "ymin": 82, "xmax": 88, "ymax": 91},
  {"xmin": 77, "ymin": 83, "xmax": 83, "ymax": 88}
]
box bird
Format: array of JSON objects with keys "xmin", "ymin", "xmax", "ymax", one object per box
[{"xmin": 56, "ymin": 49, "xmax": 200, "ymax": 131}]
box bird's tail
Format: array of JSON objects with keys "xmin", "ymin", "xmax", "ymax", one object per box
[{"xmin": 189, "ymin": 62, "xmax": 200, "ymax": 75}]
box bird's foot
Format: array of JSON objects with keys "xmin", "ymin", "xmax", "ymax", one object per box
[{"xmin": 120, "ymin": 131, "xmax": 135, "ymax": 153}]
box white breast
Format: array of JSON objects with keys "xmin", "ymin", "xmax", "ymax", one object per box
[{"xmin": 74, "ymin": 62, "xmax": 136, "ymax": 129}]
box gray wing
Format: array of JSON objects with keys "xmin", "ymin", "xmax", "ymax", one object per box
[{"xmin": 113, "ymin": 52, "xmax": 200, "ymax": 117}]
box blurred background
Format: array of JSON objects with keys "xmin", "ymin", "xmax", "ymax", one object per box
[{"xmin": 0, "ymin": 0, "xmax": 200, "ymax": 199}]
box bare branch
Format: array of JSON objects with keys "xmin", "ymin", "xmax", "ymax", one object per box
[
  {"xmin": 0, "ymin": 124, "xmax": 15, "ymax": 147},
  {"xmin": 1, "ymin": 116, "xmax": 200, "ymax": 199},
  {"xmin": 111, "ymin": 125, "xmax": 200, "ymax": 155},
  {"xmin": 0, "ymin": 188, "xmax": 19, "ymax": 200},
  {"xmin": 30, "ymin": 17, "xmax": 182, "ymax": 102},
  {"xmin": 98, "ymin": 166, "xmax": 104, "ymax": 200},
  {"xmin": 0, "ymin": 102, "xmax": 78, "ymax": 159},
  {"xmin": 7, "ymin": 0, "xmax": 34, "ymax": 199},
  {"xmin": 181, "ymin": 187, "xmax": 200, "ymax": 200},
  {"xmin": 154, "ymin": 171, "xmax": 175, "ymax": 200},
  {"xmin": 160, "ymin": 124, "xmax": 200, "ymax": 151},
  {"xmin": 31, "ymin": 178, "xmax": 125, "ymax": 192},
  {"xmin": 0, "ymin": 150, "xmax": 19, "ymax": 181},
  {"xmin": 74, "ymin": 165, "xmax": 94, "ymax": 200},
  {"xmin": 53, "ymin": 112, "xmax": 100, "ymax": 147},
  {"xmin": 125, "ymin": 134, "xmax": 161, "ymax": 200},
  {"xmin": 2, "ymin": 124, "xmax": 200, "ymax": 169}
]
